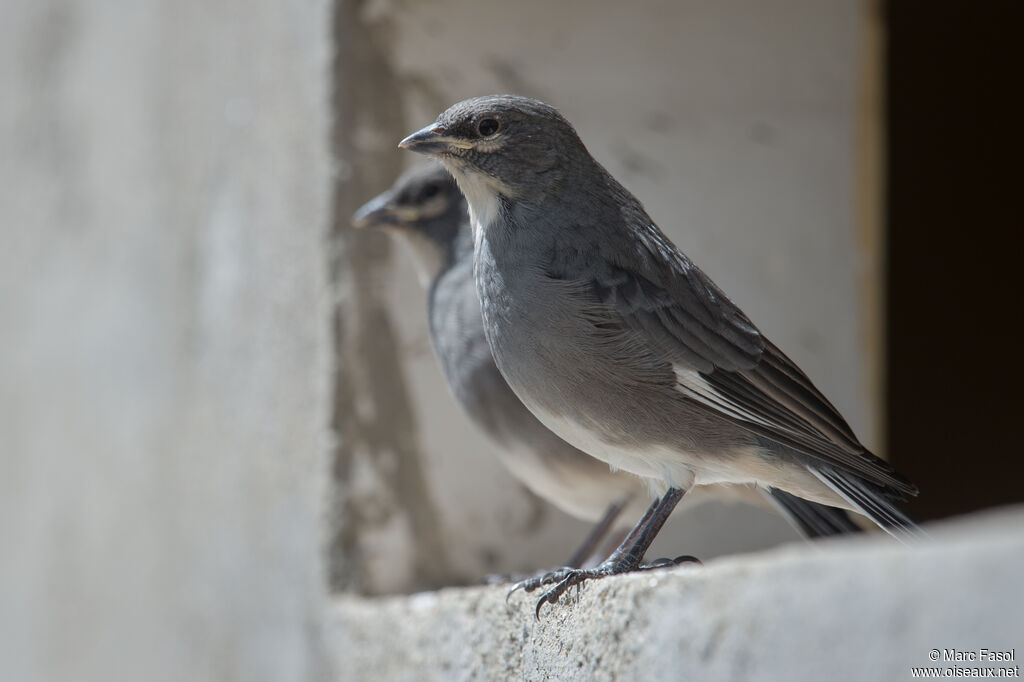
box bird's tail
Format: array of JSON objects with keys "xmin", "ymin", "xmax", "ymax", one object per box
[
  {"xmin": 765, "ymin": 487, "xmax": 865, "ymax": 538},
  {"xmin": 809, "ymin": 466, "xmax": 926, "ymax": 542}
]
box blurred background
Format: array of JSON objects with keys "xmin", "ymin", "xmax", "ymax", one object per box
[{"xmin": 1, "ymin": 1, "xmax": 1020, "ymax": 681}]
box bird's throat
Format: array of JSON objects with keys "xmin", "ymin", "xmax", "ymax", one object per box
[{"xmin": 444, "ymin": 165, "xmax": 505, "ymax": 238}]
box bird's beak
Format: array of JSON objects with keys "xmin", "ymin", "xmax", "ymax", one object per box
[
  {"xmin": 398, "ymin": 125, "xmax": 465, "ymax": 156},
  {"xmin": 352, "ymin": 191, "xmax": 397, "ymax": 229}
]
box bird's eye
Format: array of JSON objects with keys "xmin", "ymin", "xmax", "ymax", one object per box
[
  {"xmin": 476, "ymin": 118, "xmax": 500, "ymax": 137},
  {"xmin": 418, "ymin": 183, "xmax": 440, "ymax": 201}
]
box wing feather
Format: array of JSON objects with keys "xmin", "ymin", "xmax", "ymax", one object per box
[{"xmin": 584, "ymin": 224, "xmax": 917, "ymax": 498}]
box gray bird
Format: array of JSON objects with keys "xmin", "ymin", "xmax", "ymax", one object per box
[
  {"xmin": 399, "ymin": 95, "xmax": 919, "ymax": 611},
  {"xmin": 352, "ymin": 162, "xmax": 865, "ymax": 578},
  {"xmin": 353, "ymin": 163, "xmax": 649, "ymax": 570}
]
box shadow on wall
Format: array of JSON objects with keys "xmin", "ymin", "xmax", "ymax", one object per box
[{"xmin": 327, "ymin": 0, "xmax": 455, "ymax": 594}]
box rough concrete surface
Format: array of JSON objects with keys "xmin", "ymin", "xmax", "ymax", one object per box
[{"xmin": 330, "ymin": 508, "xmax": 1024, "ymax": 681}]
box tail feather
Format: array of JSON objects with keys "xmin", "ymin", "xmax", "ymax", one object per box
[
  {"xmin": 810, "ymin": 466, "xmax": 926, "ymax": 542},
  {"xmin": 765, "ymin": 487, "xmax": 864, "ymax": 538}
]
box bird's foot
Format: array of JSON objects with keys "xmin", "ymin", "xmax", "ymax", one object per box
[
  {"xmin": 526, "ymin": 563, "xmax": 620, "ymax": 619},
  {"xmin": 506, "ymin": 566, "xmax": 577, "ymax": 600},
  {"xmin": 508, "ymin": 554, "xmax": 700, "ymax": 619}
]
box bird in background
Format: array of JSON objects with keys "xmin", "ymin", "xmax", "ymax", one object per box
[
  {"xmin": 399, "ymin": 95, "xmax": 920, "ymax": 614},
  {"xmin": 352, "ymin": 161, "xmax": 866, "ymax": 584}
]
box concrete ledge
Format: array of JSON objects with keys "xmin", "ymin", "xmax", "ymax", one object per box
[{"xmin": 329, "ymin": 508, "xmax": 1024, "ymax": 681}]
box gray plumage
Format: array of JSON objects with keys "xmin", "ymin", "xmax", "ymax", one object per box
[
  {"xmin": 399, "ymin": 95, "xmax": 919, "ymax": 541},
  {"xmin": 352, "ymin": 163, "xmax": 649, "ymax": 531},
  {"xmin": 354, "ymin": 162, "xmax": 866, "ymax": 553}
]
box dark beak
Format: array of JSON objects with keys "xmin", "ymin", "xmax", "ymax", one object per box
[
  {"xmin": 351, "ymin": 191, "xmax": 396, "ymax": 229},
  {"xmin": 398, "ymin": 124, "xmax": 454, "ymax": 155}
]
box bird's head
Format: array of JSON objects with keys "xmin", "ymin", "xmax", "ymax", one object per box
[
  {"xmin": 352, "ymin": 162, "xmax": 467, "ymax": 285},
  {"xmin": 398, "ymin": 95, "xmax": 590, "ymax": 226}
]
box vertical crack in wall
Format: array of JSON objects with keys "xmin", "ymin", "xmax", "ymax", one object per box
[{"xmin": 327, "ymin": 0, "xmax": 453, "ymax": 594}]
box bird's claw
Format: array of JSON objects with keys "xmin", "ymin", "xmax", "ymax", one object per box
[
  {"xmin": 531, "ymin": 567, "xmax": 609, "ymax": 619},
  {"xmin": 505, "ymin": 581, "xmax": 524, "ymax": 603},
  {"xmin": 507, "ymin": 566, "xmax": 575, "ymax": 600}
]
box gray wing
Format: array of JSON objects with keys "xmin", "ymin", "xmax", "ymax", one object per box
[{"xmin": 585, "ymin": 223, "xmax": 917, "ymax": 499}]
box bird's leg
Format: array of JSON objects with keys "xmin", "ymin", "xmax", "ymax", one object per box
[
  {"xmin": 584, "ymin": 487, "xmax": 690, "ymax": 573},
  {"xmin": 532, "ymin": 487, "xmax": 691, "ymax": 617},
  {"xmin": 562, "ymin": 498, "xmax": 627, "ymax": 569},
  {"xmin": 510, "ymin": 487, "xmax": 696, "ymax": 617},
  {"xmin": 507, "ymin": 493, "xmax": 661, "ymax": 598},
  {"xmin": 487, "ymin": 498, "xmax": 630, "ymax": 587},
  {"xmin": 591, "ymin": 488, "xmax": 699, "ymax": 573},
  {"xmin": 581, "ymin": 493, "xmax": 665, "ymax": 569}
]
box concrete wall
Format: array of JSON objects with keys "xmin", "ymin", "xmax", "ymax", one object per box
[
  {"xmin": 330, "ymin": 509, "xmax": 1024, "ymax": 682},
  {"xmin": 1, "ymin": 1, "xmax": 334, "ymax": 680}
]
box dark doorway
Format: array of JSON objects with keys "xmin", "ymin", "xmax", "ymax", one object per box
[{"xmin": 886, "ymin": 1, "xmax": 1024, "ymax": 521}]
